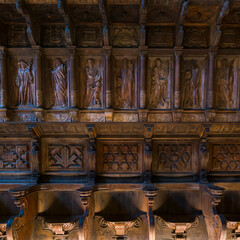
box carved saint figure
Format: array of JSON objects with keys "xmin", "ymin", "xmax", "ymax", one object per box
[
  {"xmin": 216, "ymin": 58, "xmax": 234, "ymax": 109},
  {"xmin": 51, "ymin": 58, "xmax": 67, "ymax": 107},
  {"xmin": 16, "ymin": 60, "xmax": 33, "ymax": 106},
  {"xmin": 182, "ymin": 60, "xmax": 201, "ymax": 108},
  {"xmin": 116, "ymin": 58, "xmax": 135, "ymax": 109},
  {"xmin": 84, "ymin": 58, "xmax": 102, "ymax": 108},
  {"xmin": 149, "ymin": 59, "xmax": 169, "ymax": 109}
]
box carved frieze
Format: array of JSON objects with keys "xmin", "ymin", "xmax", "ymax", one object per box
[
  {"xmin": 77, "ymin": 26, "xmax": 102, "ymax": 47},
  {"xmin": 0, "ymin": 144, "xmax": 29, "ymax": 169},
  {"xmin": 215, "ymin": 57, "xmax": 238, "ymax": 109},
  {"xmin": 153, "ymin": 143, "xmax": 194, "ymax": 173},
  {"xmin": 181, "ymin": 57, "xmax": 206, "ymax": 109},
  {"xmin": 110, "ymin": 27, "xmax": 139, "ymax": 47},
  {"xmin": 183, "ymin": 27, "xmax": 209, "ymax": 48},
  {"xmin": 113, "ymin": 56, "xmax": 137, "ymax": 109},
  {"xmin": 211, "ymin": 143, "xmax": 240, "ymax": 171},
  {"xmin": 148, "ymin": 57, "xmax": 172, "ymax": 109}
]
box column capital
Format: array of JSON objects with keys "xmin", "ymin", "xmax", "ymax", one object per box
[
  {"xmin": 103, "ymin": 46, "xmax": 112, "ymax": 57},
  {"xmin": 174, "ymin": 46, "xmax": 183, "ymax": 58},
  {"xmin": 0, "ymin": 46, "xmax": 7, "ymax": 58},
  {"xmin": 68, "ymin": 46, "xmax": 76, "ymax": 55},
  {"xmin": 33, "ymin": 46, "xmax": 42, "ymax": 57},
  {"xmin": 209, "ymin": 47, "xmax": 218, "ymax": 56}
]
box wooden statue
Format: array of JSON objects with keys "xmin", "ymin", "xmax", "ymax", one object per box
[
  {"xmin": 149, "ymin": 59, "xmax": 169, "ymax": 109},
  {"xmin": 216, "ymin": 58, "xmax": 234, "ymax": 109},
  {"xmin": 84, "ymin": 58, "xmax": 102, "ymax": 108},
  {"xmin": 51, "ymin": 58, "xmax": 67, "ymax": 108},
  {"xmin": 16, "ymin": 60, "xmax": 33, "ymax": 106}
]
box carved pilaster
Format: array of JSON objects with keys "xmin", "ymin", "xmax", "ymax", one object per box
[
  {"xmin": 0, "ymin": 47, "xmax": 7, "ymax": 108},
  {"xmin": 139, "ymin": 47, "xmax": 147, "ymax": 109},
  {"xmin": 69, "ymin": 47, "xmax": 77, "ymax": 108},
  {"xmin": 200, "ymin": 184, "xmax": 227, "ymax": 240},
  {"xmin": 208, "ymin": 49, "xmax": 217, "ymax": 109},
  {"xmin": 174, "ymin": 48, "xmax": 183, "ymax": 109},
  {"xmin": 144, "ymin": 185, "xmax": 158, "ymax": 240},
  {"xmin": 33, "ymin": 46, "xmax": 42, "ymax": 107},
  {"xmin": 104, "ymin": 46, "xmax": 112, "ymax": 108}
]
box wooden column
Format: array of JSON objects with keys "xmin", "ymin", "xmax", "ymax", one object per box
[
  {"xmin": 33, "ymin": 46, "xmax": 42, "ymax": 107},
  {"xmin": 69, "ymin": 46, "xmax": 77, "ymax": 108},
  {"xmin": 208, "ymin": 49, "xmax": 217, "ymax": 109},
  {"xmin": 139, "ymin": 47, "xmax": 147, "ymax": 109},
  {"xmin": 174, "ymin": 47, "xmax": 183, "ymax": 109},
  {"xmin": 104, "ymin": 46, "xmax": 112, "ymax": 108},
  {"xmin": 0, "ymin": 47, "xmax": 7, "ymax": 108}
]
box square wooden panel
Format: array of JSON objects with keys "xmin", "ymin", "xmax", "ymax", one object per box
[
  {"xmin": 97, "ymin": 141, "xmax": 143, "ymax": 175},
  {"xmin": 152, "ymin": 141, "xmax": 197, "ymax": 175},
  {"xmin": 42, "ymin": 138, "xmax": 87, "ymax": 175},
  {"xmin": 209, "ymin": 143, "xmax": 240, "ymax": 171}
]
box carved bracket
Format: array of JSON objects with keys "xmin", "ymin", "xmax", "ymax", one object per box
[{"xmin": 200, "ymin": 184, "xmax": 227, "ymax": 240}]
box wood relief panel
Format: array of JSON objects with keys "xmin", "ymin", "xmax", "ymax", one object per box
[
  {"xmin": 148, "ymin": 56, "xmax": 172, "ymax": 109},
  {"xmin": 219, "ymin": 28, "xmax": 240, "ymax": 48},
  {"xmin": 79, "ymin": 56, "xmax": 103, "ymax": 109},
  {"xmin": 181, "ymin": 57, "xmax": 206, "ymax": 109},
  {"xmin": 110, "ymin": 27, "xmax": 139, "ymax": 48},
  {"xmin": 42, "ymin": 139, "xmax": 86, "ymax": 175},
  {"xmin": 152, "ymin": 142, "xmax": 197, "ymax": 174},
  {"xmin": 147, "ymin": 27, "xmax": 174, "ymax": 48},
  {"xmin": 8, "ymin": 53, "xmax": 35, "ymax": 108},
  {"xmin": 97, "ymin": 141, "xmax": 142, "ymax": 175},
  {"xmin": 8, "ymin": 25, "xmax": 30, "ymax": 47},
  {"xmin": 215, "ymin": 56, "xmax": 239, "ymax": 109},
  {"xmin": 113, "ymin": 56, "xmax": 138, "ymax": 109},
  {"xmin": 77, "ymin": 26, "xmax": 102, "ymax": 47},
  {"xmin": 210, "ymin": 143, "xmax": 240, "ymax": 171},
  {"xmin": 43, "ymin": 54, "xmax": 69, "ymax": 108}
]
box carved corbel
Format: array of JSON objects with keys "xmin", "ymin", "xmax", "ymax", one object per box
[
  {"xmin": 227, "ymin": 221, "xmax": 240, "ymax": 239},
  {"xmin": 144, "ymin": 185, "xmax": 158, "ymax": 240},
  {"xmin": 16, "ymin": 0, "xmax": 40, "ymax": 46},
  {"xmin": 100, "ymin": 217, "xmax": 142, "ymax": 239},
  {"xmin": 200, "ymin": 184, "xmax": 227, "ymax": 240},
  {"xmin": 58, "ymin": 0, "xmax": 75, "ymax": 46},
  {"xmin": 99, "ymin": 0, "xmax": 109, "ymax": 46},
  {"xmin": 144, "ymin": 124, "xmax": 153, "ymax": 183},
  {"xmin": 210, "ymin": 0, "xmax": 229, "ymax": 49},
  {"xmin": 199, "ymin": 124, "xmax": 211, "ymax": 183},
  {"xmin": 86, "ymin": 124, "xmax": 97, "ymax": 184},
  {"xmin": 175, "ymin": 0, "xmax": 189, "ymax": 47},
  {"xmin": 77, "ymin": 186, "xmax": 93, "ymax": 240},
  {"xmin": 140, "ymin": 0, "xmax": 148, "ymax": 46}
]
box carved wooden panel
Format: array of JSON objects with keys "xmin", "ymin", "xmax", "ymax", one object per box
[
  {"xmin": 77, "ymin": 26, "xmax": 102, "ymax": 47},
  {"xmin": 110, "ymin": 27, "xmax": 139, "ymax": 48},
  {"xmin": 42, "ymin": 54, "xmax": 69, "ymax": 108},
  {"xmin": 223, "ymin": 7, "xmax": 240, "ymax": 24},
  {"xmin": 0, "ymin": 3, "xmax": 25, "ymax": 23},
  {"xmin": 79, "ymin": 56, "xmax": 104, "ymax": 109},
  {"xmin": 8, "ymin": 25, "xmax": 30, "ymax": 47},
  {"xmin": 97, "ymin": 141, "xmax": 142, "ymax": 175},
  {"xmin": 183, "ymin": 27, "xmax": 209, "ymax": 48},
  {"xmin": 148, "ymin": 56, "xmax": 172, "ymax": 109},
  {"xmin": 215, "ymin": 56, "xmax": 239, "ymax": 109},
  {"xmin": 42, "ymin": 139, "xmax": 86, "ymax": 175},
  {"xmin": 219, "ymin": 28, "xmax": 240, "ymax": 48},
  {"xmin": 152, "ymin": 142, "xmax": 197, "ymax": 174},
  {"xmin": 210, "ymin": 143, "xmax": 240, "ymax": 171},
  {"xmin": 147, "ymin": 27, "xmax": 174, "ymax": 48},
  {"xmin": 181, "ymin": 57, "xmax": 206, "ymax": 109},
  {"xmin": 113, "ymin": 55, "xmax": 138, "ymax": 109}
]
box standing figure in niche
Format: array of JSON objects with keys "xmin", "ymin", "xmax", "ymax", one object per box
[
  {"xmin": 84, "ymin": 58, "xmax": 102, "ymax": 108},
  {"xmin": 116, "ymin": 58, "xmax": 134, "ymax": 109},
  {"xmin": 149, "ymin": 59, "xmax": 169, "ymax": 109},
  {"xmin": 51, "ymin": 58, "xmax": 67, "ymax": 108},
  {"xmin": 216, "ymin": 58, "xmax": 234, "ymax": 109},
  {"xmin": 182, "ymin": 60, "xmax": 201, "ymax": 108},
  {"xmin": 16, "ymin": 60, "xmax": 33, "ymax": 106}
]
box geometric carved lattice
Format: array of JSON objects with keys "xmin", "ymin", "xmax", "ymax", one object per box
[
  {"xmin": 156, "ymin": 144, "xmax": 192, "ymax": 171},
  {"xmin": 0, "ymin": 144, "xmax": 29, "ymax": 169},
  {"xmin": 48, "ymin": 144, "xmax": 84, "ymax": 169},
  {"xmin": 103, "ymin": 144, "xmax": 139, "ymax": 172},
  {"xmin": 212, "ymin": 144, "xmax": 240, "ymax": 171}
]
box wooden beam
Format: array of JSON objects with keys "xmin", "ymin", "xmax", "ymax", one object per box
[
  {"xmin": 99, "ymin": 0, "xmax": 109, "ymax": 46},
  {"xmin": 16, "ymin": 0, "xmax": 39, "ymax": 47},
  {"xmin": 140, "ymin": 0, "xmax": 147, "ymax": 46},
  {"xmin": 58, "ymin": 0, "xmax": 75, "ymax": 46}
]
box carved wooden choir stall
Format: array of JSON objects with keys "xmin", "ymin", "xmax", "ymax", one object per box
[{"xmin": 0, "ymin": 0, "xmax": 240, "ymax": 239}]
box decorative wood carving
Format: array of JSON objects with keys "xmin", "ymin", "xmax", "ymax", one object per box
[
  {"xmin": 215, "ymin": 57, "xmax": 238, "ymax": 109},
  {"xmin": 114, "ymin": 57, "xmax": 137, "ymax": 109},
  {"xmin": 8, "ymin": 25, "xmax": 30, "ymax": 47},
  {"xmin": 104, "ymin": 47, "xmax": 112, "ymax": 108},
  {"xmin": 0, "ymin": 224, "xmax": 6, "ymax": 240},
  {"xmin": 219, "ymin": 28, "xmax": 240, "ymax": 48},
  {"xmin": 181, "ymin": 57, "xmax": 205, "ymax": 109},
  {"xmin": 77, "ymin": 26, "xmax": 102, "ymax": 47},
  {"xmin": 140, "ymin": 0, "xmax": 147, "ymax": 46},
  {"xmin": 0, "ymin": 47, "xmax": 7, "ymax": 108},
  {"xmin": 148, "ymin": 57, "xmax": 171, "ymax": 109},
  {"xmin": 139, "ymin": 48, "xmax": 147, "ymax": 109},
  {"xmin": 99, "ymin": 0, "xmax": 109, "ymax": 46},
  {"xmin": 226, "ymin": 221, "xmax": 240, "ymax": 239}
]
